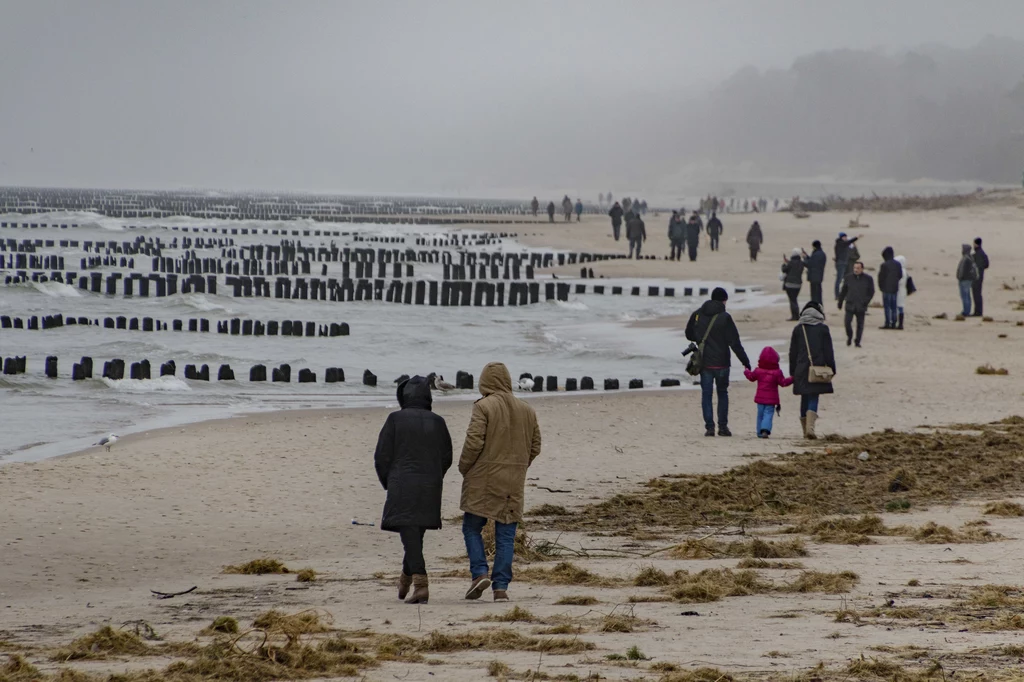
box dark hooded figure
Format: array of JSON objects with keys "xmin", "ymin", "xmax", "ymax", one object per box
[
  {"xmin": 546, "ymin": 201, "xmax": 555, "ymax": 223},
  {"xmin": 971, "ymin": 237, "xmax": 989, "ymax": 316},
  {"xmin": 685, "ymin": 214, "xmax": 703, "ymax": 261},
  {"xmin": 746, "ymin": 221, "xmax": 763, "ymax": 261},
  {"xmin": 804, "ymin": 240, "xmax": 827, "ymax": 304},
  {"xmin": 608, "ymin": 201, "xmax": 624, "ymax": 241},
  {"xmin": 706, "ymin": 212, "xmax": 723, "ymax": 251},
  {"xmin": 374, "ymin": 376, "xmax": 453, "ymax": 605},
  {"xmin": 877, "ymin": 246, "xmax": 903, "ymax": 329},
  {"xmin": 530, "ymin": 197, "xmax": 539, "ymax": 217}
]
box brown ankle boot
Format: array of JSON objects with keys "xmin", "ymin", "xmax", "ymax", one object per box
[
  {"xmin": 397, "ymin": 573, "xmax": 412, "ymax": 601},
  {"xmin": 405, "ymin": 574, "xmax": 429, "ymax": 604}
]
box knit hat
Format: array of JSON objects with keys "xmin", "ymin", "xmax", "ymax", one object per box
[
  {"xmin": 838, "ymin": 232, "xmax": 847, "ymax": 238},
  {"xmin": 711, "ymin": 287, "xmax": 729, "ymax": 302},
  {"xmin": 812, "ymin": 240, "xmax": 822, "ymax": 249}
]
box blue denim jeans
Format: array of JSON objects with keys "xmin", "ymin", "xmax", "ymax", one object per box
[
  {"xmin": 700, "ymin": 368, "xmax": 730, "ymax": 430},
  {"xmin": 800, "ymin": 395, "xmax": 820, "ymax": 418},
  {"xmin": 958, "ymin": 280, "xmax": 973, "ymax": 316},
  {"xmin": 463, "ymin": 512, "xmax": 518, "ymax": 590},
  {"xmin": 834, "ymin": 261, "xmax": 847, "ymax": 300},
  {"xmin": 882, "ymin": 292, "xmax": 898, "ymax": 327},
  {"xmin": 756, "ymin": 404, "xmax": 775, "ymax": 435}
]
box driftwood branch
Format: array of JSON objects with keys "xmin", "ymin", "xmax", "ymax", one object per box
[{"xmin": 150, "ymin": 586, "xmax": 198, "ymax": 599}]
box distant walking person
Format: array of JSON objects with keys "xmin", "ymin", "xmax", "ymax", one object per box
[
  {"xmin": 530, "ymin": 197, "xmax": 539, "ymax": 217},
  {"xmin": 837, "ymin": 261, "xmax": 875, "ymax": 347},
  {"xmin": 789, "ymin": 301, "xmax": 836, "ymax": 440},
  {"xmin": 685, "ymin": 287, "xmax": 752, "ymax": 437},
  {"xmin": 746, "ymin": 221, "xmax": 763, "ymax": 261},
  {"xmin": 971, "ymin": 238, "xmax": 989, "ymax": 316},
  {"xmin": 877, "ymin": 246, "xmax": 903, "ymax": 329},
  {"xmin": 956, "ymin": 243, "xmax": 979, "ymax": 317},
  {"xmin": 562, "ymin": 196, "xmax": 573, "ymax": 222},
  {"xmin": 621, "ymin": 197, "xmax": 632, "ymax": 217},
  {"xmin": 626, "ymin": 211, "xmax": 646, "ymax": 258},
  {"xmin": 685, "ymin": 213, "xmax": 703, "ymax": 261},
  {"xmin": 706, "ymin": 212, "xmax": 723, "ymax": 251},
  {"xmin": 744, "ymin": 346, "xmax": 793, "ymax": 439},
  {"xmin": 668, "ymin": 211, "xmax": 685, "ymax": 261},
  {"xmin": 781, "ymin": 248, "xmax": 806, "ymax": 321},
  {"xmin": 833, "ymin": 232, "xmax": 861, "ymax": 299},
  {"xmin": 374, "ymin": 376, "xmax": 453, "ymax": 605},
  {"xmin": 608, "ymin": 201, "xmax": 624, "ymax": 241},
  {"xmin": 598, "ymin": 192, "xmax": 605, "ymax": 207},
  {"xmin": 574, "ymin": 199, "xmax": 583, "ymax": 222},
  {"xmin": 460, "ymin": 362, "xmax": 541, "ymax": 603},
  {"xmin": 546, "ymin": 201, "xmax": 555, "ymax": 223},
  {"xmin": 805, "ymin": 240, "xmax": 827, "ymax": 304}
]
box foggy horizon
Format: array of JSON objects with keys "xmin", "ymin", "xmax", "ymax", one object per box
[{"xmin": 2, "ymin": 1, "xmax": 1024, "ymax": 198}]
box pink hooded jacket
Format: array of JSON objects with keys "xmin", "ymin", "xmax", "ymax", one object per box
[{"xmin": 744, "ymin": 347, "xmax": 793, "ymax": 405}]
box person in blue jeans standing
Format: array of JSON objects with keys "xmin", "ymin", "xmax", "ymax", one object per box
[
  {"xmin": 876, "ymin": 246, "xmax": 903, "ymax": 329},
  {"xmin": 459, "ymin": 362, "xmax": 541, "ymax": 603},
  {"xmin": 957, "ymin": 244, "xmax": 979, "ymax": 316},
  {"xmin": 684, "ymin": 288, "xmax": 752, "ymax": 437}
]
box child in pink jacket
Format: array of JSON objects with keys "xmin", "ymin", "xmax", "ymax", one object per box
[{"xmin": 744, "ymin": 346, "xmax": 793, "ymax": 438}]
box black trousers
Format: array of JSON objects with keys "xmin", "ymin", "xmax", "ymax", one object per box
[
  {"xmin": 845, "ymin": 309, "xmax": 865, "ymax": 345},
  {"xmin": 972, "ymin": 279, "xmax": 984, "ymax": 316},
  {"xmin": 809, "ymin": 281, "xmax": 823, "ymax": 304},
  {"xmin": 687, "ymin": 240, "xmax": 698, "ymax": 261},
  {"xmin": 749, "ymin": 248, "xmax": 759, "ymax": 262},
  {"xmin": 670, "ymin": 240, "xmax": 683, "ymax": 260},
  {"xmin": 612, "ymin": 222, "xmax": 621, "ymax": 240},
  {"xmin": 785, "ymin": 287, "xmax": 800, "ymax": 320},
  {"xmin": 710, "ymin": 234, "xmax": 720, "ymax": 251},
  {"xmin": 399, "ymin": 526, "xmax": 427, "ymax": 576}
]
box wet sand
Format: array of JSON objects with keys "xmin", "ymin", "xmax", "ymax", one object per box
[{"xmin": 2, "ymin": 195, "xmax": 1024, "ymax": 679}]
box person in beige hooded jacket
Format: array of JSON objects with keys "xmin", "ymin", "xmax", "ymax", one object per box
[{"xmin": 460, "ymin": 362, "xmax": 541, "ymax": 602}]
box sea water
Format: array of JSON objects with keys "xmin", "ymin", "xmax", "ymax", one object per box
[{"xmin": 0, "ymin": 212, "xmax": 774, "ymax": 463}]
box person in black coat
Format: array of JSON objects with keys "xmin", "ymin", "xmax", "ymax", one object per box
[
  {"xmin": 789, "ymin": 301, "xmax": 836, "ymax": 440},
  {"xmin": 804, "ymin": 240, "xmax": 827, "ymax": 304},
  {"xmin": 608, "ymin": 202, "xmax": 624, "ymax": 241},
  {"xmin": 374, "ymin": 375, "xmax": 453, "ymax": 604},
  {"xmin": 971, "ymin": 237, "xmax": 990, "ymax": 316},
  {"xmin": 706, "ymin": 212, "xmax": 723, "ymax": 251},
  {"xmin": 837, "ymin": 261, "xmax": 875, "ymax": 347},
  {"xmin": 684, "ymin": 288, "xmax": 752, "ymax": 437},
  {"xmin": 781, "ymin": 248, "xmax": 805, "ymax": 321},
  {"xmin": 877, "ymin": 246, "xmax": 903, "ymax": 329},
  {"xmin": 746, "ymin": 221, "xmax": 763, "ymax": 261},
  {"xmin": 685, "ymin": 214, "xmax": 703, "ymax": 261}
]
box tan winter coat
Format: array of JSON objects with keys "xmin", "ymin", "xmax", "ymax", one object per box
[{"xmin": 459, "ymin": 362, "xmax": 542, "ymax": 524}]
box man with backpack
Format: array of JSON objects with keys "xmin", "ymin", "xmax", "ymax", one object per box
[{"xmin": 684, "ymin": 288, "xmax": 752, "ymax": 437}]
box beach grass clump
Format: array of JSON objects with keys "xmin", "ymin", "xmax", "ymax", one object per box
[
  {"xmin": 527, "ymin": 504, "xmax": 571, "ymax": 516},
  {"xmin": 784, "ymin": 514, "xmax": 907, "ymax": 544},
  {"xmin": 50, "ymin": 626, "xmax": 153, "ymax": 661},
  {"xmin": 966, "ymin": 585, "xmax": 1024, "ymax": 609},
  {"xmin": 983, "ymin": 501, "xmax": 1024, "ymax": 517},
  {"xmin": 478, "ymin": 606, "xmax": 542, "ymax": 624},
  {"xmin": 912, "ymin": 521, "xmax": 1003, "ymax": 544},
  {"xmin": 668, "ymin": 569, "xmax": 774, "ymax": 603},
  {"xmin": 252, "ymin": 610, "xmax": 333, "ymax": 641},
  {"xmin": 976, "ymin": 364, "xmax": 1009, "ymax": 375},
  {"xmin": 736, "ymin": 559, "xmax": 805, "ymax": 570},
  {"xmin": 519, "ymin": 562, "xmax": 623, "ymax": 587},
  {"xmin": 781, "ymin": 570, "xmax": 860, "ymax": 594},
  {"xmin": 555, "ymin": 595, "xmax": 598, "ymax": 606},
  {"xmin": 659, "ymin": 668, "xmax": 736, "ymax": 682},
  {"xmin": 201, "ymin": 616, "xmax": 239, "ymax": 635},
  {"xmin": 556, "ymin": 420, "xmax": 1024, "ymax": 534},
  {"xmin": 295, "ymin": 568, "xmax": 318, "ymax": 583},
  {"xmin": 1, "ymin": 654, "xmax": 41, "ymax": 680},
  {"xmin": 222, "ymin": 558, "xmax": 291, "ymax": 575},
  {"xmin": 414, "ymin": 629, "xmax": 594, "ymax": 655},
  {"xmin": 488, "ymin": 659, "xmax": 511, "ymax": 677},
  {"xmin": 669, "ymin": 537, "xmax": 807, "ymax": 559}
]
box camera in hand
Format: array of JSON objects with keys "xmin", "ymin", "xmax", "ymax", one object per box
[{"xmin": 681, "ymin": 342, "xmax": 699, "ymax": 357}]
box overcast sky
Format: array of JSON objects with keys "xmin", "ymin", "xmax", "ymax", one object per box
[{"xmin": 2, "ymin": 0, "xmax": 1023, "ymax": 196}]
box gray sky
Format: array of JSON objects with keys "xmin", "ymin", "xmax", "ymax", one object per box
[{"xmin": 2, "ymin": 0, "xmax": 1023, "ymax": 196}]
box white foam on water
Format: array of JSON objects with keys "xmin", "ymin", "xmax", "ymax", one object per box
[
  {"xmin": 31, "ymin": 281, "xmax": 82, "ymax": 298},
  {"xmin": 100, "ymin": 376, "xmax": 192, "ymax": 392},
  {"xmin": 177, "ymin": 293, "xmax": 229, "ymax": 312},
  {"xmin": 554, "ymin": 300, "xmax": 588, "ymax": 311}
]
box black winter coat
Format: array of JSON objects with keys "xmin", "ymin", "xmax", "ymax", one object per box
[
  {"xmin": 608, "ymin": 205, "xmax": 624, "ymax": 226},
  {"xmin": 877, "ymin": 248, "xmax": 903, "ymax": 294},
  {"xmin": 838, "ymin": 273, "xmax": 875, "ymax": 313},
  {"xmin": 374, "ymin": 376, "xmax": 453, "ymax": 531},
  {"xmin": 973, "ymin": 248, "xmax": 989, "ymax": 281},
  {"xmin": 685, "ymin": 300, "xmax": 751, "ymax": 370},
  {"xmin": 685, "ymin": 220, "xmax": 702, "ymax": 243},
  {"xmin": 805, "ymin": 248, "xmax": 827, "ymax": 283},
  {"xmin": 789, "ymin": 322, "xmax": 836, "ymax": 396},
  {"xmin": 707, "ymin": 216, "xmax": 723, "ymax": 236},
  {"xmin": 834, "ymin": 236, "xmax": 859, "ymax": 264},
  {"xmin": 782, "ymin": 258, "xmax": 805, "ymax": 289}
]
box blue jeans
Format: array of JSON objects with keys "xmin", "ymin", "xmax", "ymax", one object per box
[
  {"xmin": 463, "ymin": 512, "xmax": 518, "ymax": 590},
  {"xmin": 958, "ymin": 280, "xmax": 973, "ymax": 316},
  {"xmin": 834, "ymin": 261, "xmax": 847, "ymax": 299},
  {"xmin": 756, "ymin": 404, "xmax": 775, "ymax": 435},
  {"xmin": 700, "ymin": 368, "xmax": 730, "ymax": 430},
  {"xmin": 882, "ymin": 292, "xmax": 898, "ymax": 327},
  {"xmin": 800, "ymin": 395, "xmax": 819, "ymax": 418}
]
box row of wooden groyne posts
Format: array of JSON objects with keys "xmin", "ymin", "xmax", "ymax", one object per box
[
  {"xmin": 0, "ymin": 314, "xmax": 349, "ymax": 337},
  {"xmin": 0, "ymin": 356, "xmax": 683, "ymax": 391}
]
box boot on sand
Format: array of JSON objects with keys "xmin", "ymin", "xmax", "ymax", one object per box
[
  {"xmin": 800, "ymin": 417, "xmax": 807, "ymax": 438},
  {"xmin": 405, "ymin": 575, "xmax": 429, "ymax": 604},
  {"xmin": 897, "ymin": 313, "xmax": 904, "ymax": 330},
  {"xmin": 398, "ymin": 573, "xmax": 412, "ymax": 601},
  {"xmin": 805, "ymin": 411, "xmax": 818, "ymax": 440}
]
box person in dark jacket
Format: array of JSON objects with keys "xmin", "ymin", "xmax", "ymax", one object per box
[
  {"xmin": 626, "ymin": 212, "xmax": 646, "ymax": 258},
  {"xmin": 837, "ymin": 261, "xmax": 875, "ymax": 347},
  {"xmin": 546, "ymin": 201, "xmax": 555, "ymax": 223},
  {"xmin": 789, "ymin": 301, "xmax": 836, "ymax": 440},
  {"xmin": 374, "ymin": 376, "xmax": 453, "ymax": 604},
  {"xmin": 706, "ymin": 212, "xmax": 723, "ymax": 251},
  {"xmin": 684, "ymin": 287, "xmax": 752, "ymax": 437},
  {"xmin": 971, "ymin": 237, "xmax": 990, "ymax": 316},
  {"xmin": 608, "ymin": 201, "xmax": 624, "ymax": 240},
  {"xmin": 746, "ymin": 221, "xmax": 763, "ymax": 261},
  {"xmin": 781, "ymin": 248, "xmax": 805, "ymax": 321},
  {"xmin": 804, "ymin": 240, "xmax": 827, "ymax": 304},
  {"xmin": 668, "ymin": 211, "xmax": 685, "ymax": 260},
  {"xmin": 685, "ymin": 214, "xmax": 703, "ymax": 261},
  {"xmin": 833, "ymin": 232, "xmax": 861, "ymax": 299},
  {"xmin": 956, "ymin": 243, "xmax": 979, "ymax": 316},
  {"xmin": 574, "ymin": 199, "xmax": 583, "ymax": 222},
  {"xmin": 530, "ymin": 197, "xmax": 539, "ymax": 217},
  {"xmin": 877, "ymin": 246, "xmax": 903, "ymax": 329}
]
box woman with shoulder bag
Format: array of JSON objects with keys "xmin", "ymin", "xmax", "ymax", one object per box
[{"xmin": 789, "ymin": 301, "xmax": 836, "ymax": 439}]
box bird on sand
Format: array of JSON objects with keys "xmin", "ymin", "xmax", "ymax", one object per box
[
  {"xmin": 427, "ymin": 373, "xmax": 455, "ymax": 392},
  {"xmin": 518, "ymin": 377, "xmax": 535, "ymax": 391},
  {"xmin": 95, "ymin": 433, "xmax": 119, "ymax": 451}
]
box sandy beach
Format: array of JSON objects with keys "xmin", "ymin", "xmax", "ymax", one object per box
[{"xmin": 3, "ymin": 194, "xmax": 1024, "ymax": 681}]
